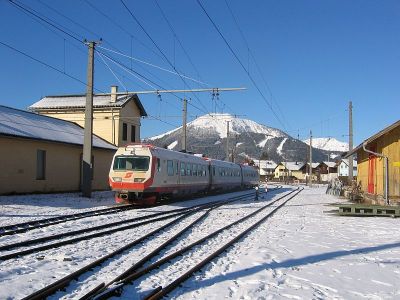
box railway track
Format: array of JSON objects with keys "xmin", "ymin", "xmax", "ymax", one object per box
[
  {"xmin": 88, "ymin": 188, "xmax": 302, "ymax": 300},
  {"xmin": 16, "ymin": 186, "xmax": 293, "ymax": 300},
  {"xmin": 0, "ymin": 204, "xmax": 135, "ymax": 237},
  {"xmin": 18, "ymin": 191, "xmax": 258, "ymax": 300},
  {"xmin": 0, "ymin": 192, "xmax": 257, "ymax": 261}
]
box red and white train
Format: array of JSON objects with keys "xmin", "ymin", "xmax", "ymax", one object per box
[{"xmin": 109, "ymin": 144, "xmax": 259, "ymax": 204}]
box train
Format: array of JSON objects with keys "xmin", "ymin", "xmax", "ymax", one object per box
[{"xmin": 109, "ymin": 143, "xmax": 259, "ymax": 204}]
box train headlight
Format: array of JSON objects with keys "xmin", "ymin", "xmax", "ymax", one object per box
[
  {"xmin": 134, "ymin": 178, "xmax": 145, "ymax": 182},
  {"xmin": 112, "ymin": 177, "xmax": 122, "ymax": 182}
]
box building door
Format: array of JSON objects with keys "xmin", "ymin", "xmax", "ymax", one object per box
[{"xmin": 367, "ymin": 146, "xmax": 376, "ymax": 194}]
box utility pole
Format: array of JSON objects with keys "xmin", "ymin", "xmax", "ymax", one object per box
[
  {"xmin": 181, "ymin": 98, "xmax": 187, "ymax": 152},
  {"xmin": 348, "ymin": 101, "xmax": 353, "ymax": 184},
  {"xmin": 226, "ymin": 121, "xmax": 230, "ymax": 161},
  {"xmin": 82, "ymin": 40, "xmax": 97, "ymax": 198},
  {"xmin": 309, "ymin": 130, "xmax": 313, "ymax": 187}
]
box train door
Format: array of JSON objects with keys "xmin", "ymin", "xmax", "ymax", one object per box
[
  {"xmin": 176, "ymin": 160, "xmax": 180, "ymax": 185},
  {"xmin": 367, "ymin": 145, "xmax": 376, "ymax": 194}
]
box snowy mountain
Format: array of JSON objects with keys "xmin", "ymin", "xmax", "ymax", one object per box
[
  {"xmin": 303, "ymin": 137, "xmax": 349, "ymax": 152},
  {"xmin": 145, "ymin": 114, "xmax": 344, "ymax": 163}
]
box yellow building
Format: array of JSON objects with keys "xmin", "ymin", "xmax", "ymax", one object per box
[
  {"xmin": 274, "ymin": 162, "xmax": 305, "ymax": 180},
  {"xmin": 29, "ymin": 86, "xmax": 147, "ymax": 147},
  {"xmin": 346, "ymin": 119, "xmax": 400, "ymax": 203},
  {"xmin": 0, "ymin": 106, "xmax": 116, "ymax": 194}
]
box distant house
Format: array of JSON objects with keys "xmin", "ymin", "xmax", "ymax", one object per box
[
  {"xmin": 254, "ymin": 160, "xmax": 277, "ymax": 180},
  {"xmin": 275, "ymin": 162, "xmax": 305, "ymax": 181},
  {"xmin": 0, "ymin": 106, "xmax": 116, "ymax": 194},
  {"xmin": 345, "ymin": 119, "xmax": 400, "ymax": 203},
  {"xmin": 29, "ymin": 86, "xmax": 147, "ymax": 147},
  {"xmin": 316, "ymin": 161, "xmax": 338, "ymax": 182},
  {"xmin": 337, "ymin": 159, "xmax": 358, "ymax": 177}
]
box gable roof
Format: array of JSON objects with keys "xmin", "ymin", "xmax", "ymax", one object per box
[
  {"xmin": 29, "ymin": 93, "xmax": 147, "ymax": 116},
  {"xmin": 279, "ymin": 162, "xmax": 305, "ymax": 171},
  {"xmin": 322, "ymin": 161, "xmax": 337, "ymax": 168},
  {"xmin": 345, "ymin": 119, "xmax": 400, "ymax": 158},
  {"xmin": 0, "ymin": 105, "xmax": 117, "ymax": 150}
]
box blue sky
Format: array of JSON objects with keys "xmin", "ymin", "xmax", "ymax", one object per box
[{"xmin": 1, "ymin": 0, "xmax": 399, "ymax": 145}]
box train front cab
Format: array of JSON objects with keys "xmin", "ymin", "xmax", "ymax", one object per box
[{"xmin": 109, "ymin": 144, "xmax": 155, "ymax": 204}]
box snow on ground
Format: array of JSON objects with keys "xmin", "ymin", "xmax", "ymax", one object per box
[
  {"xmin": 277, "ymin": 138, "xmax": 287, "ymax": 155},
  {"xmin": 1, "ymin": 187, "xmax": 399, "ymax": 299},
  {"xmin": 168, "ymin": 140, "xmax": 178, "ymax": 149},
  {"xmin": 303, "ymin": 137, "xmax": 349, "ymax": 152}
]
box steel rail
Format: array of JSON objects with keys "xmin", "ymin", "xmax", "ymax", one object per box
[
  {"xmin": 21, "ymin": 195, "xmax": 249, "ymax": 300},
  {"xmin": 21, "ymin": 208, "xmax": 203, "ymax": 300},
  {"xmin": 0, "ymin": 204, "xmax": 135, "ymax": 237},
  {"xmin": 89, "ymin": 188, "xmax": 299, "ymax": 299},
  {"xmin": 148, "ymin": 188, "xmax": 303, "ymax": 300},
  {"xmin": 0, "ymin": 193, "xmax": 253, "ymax": 252}
]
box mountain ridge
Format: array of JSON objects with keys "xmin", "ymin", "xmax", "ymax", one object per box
[{"xmin": 144, "ymin": 114, "xmax": 345, "ymax": 163}]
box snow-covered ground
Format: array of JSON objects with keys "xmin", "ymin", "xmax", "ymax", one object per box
[{"xmin": 0, "ymin": 187, "xmax": 399, "ymax": 299}]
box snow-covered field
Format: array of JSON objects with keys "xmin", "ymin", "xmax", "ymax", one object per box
[{"xmin": 0, "ymin": 186, "xmax": 399, "ymax": 299}]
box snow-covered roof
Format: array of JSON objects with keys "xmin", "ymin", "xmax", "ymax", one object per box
[
  {"xmin": 0, "ymin": 105, "xmax": 116, "ymax": 150},
  {"xmin": 339, "ymin": 159, "xmax": 358, "ymax": 167},
  {"xmin": 322, "ymin": 161, "xmax": 337, "ymax": 168},
  {"xmin": 281, "ymin": 162, "xmax": 305, "ymax": 171},
  {"xmin": 254, "ymin": 160, "xmax": 277, "ymax": 170},
  {"xmin": 29, "ymin": 94, "xmax": 147, "ymax": 116}
]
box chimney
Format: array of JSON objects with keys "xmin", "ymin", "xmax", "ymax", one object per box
[{"xmin": 111, "ymin": 86, "xmax": 118, "ymax": 103}]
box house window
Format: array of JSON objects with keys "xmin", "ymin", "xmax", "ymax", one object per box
[
  {"xmin": 131, "ymin": 125, "xmax": 136, "ymax": 142},
  {"xmin": 122, "ymin": 123, "xmax": 127, "ymax": 141},
  {"xmin": 36, "ymin": 150, "xmax": 46, "ymax": 180}
]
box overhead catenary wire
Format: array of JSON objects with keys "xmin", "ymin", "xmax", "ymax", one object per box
[
  {"xmin": 223, "ymin": 0, "xmax": 291, "ymax": 132},
  {"xmin": 196, "ymin": 0, "xmax": 288, "ymax": 132},
  {"xmin": 97, "ymin": 45, "xmax": 210, "ymax": 87},
  {"xmin": 0, "ymin": 41, "xmax": 104, "ymax": 93},
  {"xmin": 119, "ymin": 0, "xmax": 212, "ymax": 116}
]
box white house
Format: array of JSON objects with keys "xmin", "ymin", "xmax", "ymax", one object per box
[{"xmin": 338, "ymin": 159, "xmax": 358, "ymax": 177}]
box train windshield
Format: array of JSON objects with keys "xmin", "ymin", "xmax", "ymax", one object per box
[{"xmin": 113, "ymin": 155, "xmax": 150, "ymax": 171}]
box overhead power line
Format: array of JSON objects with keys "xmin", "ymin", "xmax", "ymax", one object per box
[
  {"xmin": 97, "ymin": 45, "xmax": 210, "ymax": 86},
  {"xmin": 0, "ymin": 41, "xmax": 104, "ymax": 93},
  {"xmin": 196, "ymin": 0, "xmax": 288, "ymax": 131},
  {"xmin": 120, "ymin": 0, "xmax": 211, "ymax": 115},
  {"xmin": 223, "ymin": 0, "xmax": 291, "ymax": 132}
]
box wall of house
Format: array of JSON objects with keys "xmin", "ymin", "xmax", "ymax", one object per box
[
  {"xmin": 37, "ymin": 109, "xmax": 119, "ymax": 146},
  {"xmin": 118, "ymin": 101, "xmax": 142, "ymax": 146},
  {"xmin": 0, "ymin": 136, "xmax": 115, "ymax": 194},
  {"xmin": 357, "ymin": 125, "xmax": 400, "ymax": 199}
]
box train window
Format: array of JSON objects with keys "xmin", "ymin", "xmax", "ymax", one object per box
[
  {"xmin": 176, "ymin": 161, "xmax": 179, "ymax": 175},
  {"xmin": 192, "ymin": 164, "xmax": 197, "ymax": 176},
  {"xmin": 113, "ymin": 155, "xmax": 150, "ymax": 171},
  {"xmin": 157, "ymin": 158, "xmax": 161, "ymax": 172},
  {"xmin": 180, "ymin": 162, "xmax": 186, "ymax": 176},
  {"xmin": 187, "ymin": 163, "xmax": 192, "ymax": 176},
  {"xmin": 212, "ymin": 166, "xmax": 216, "ymax": 176},
  {"xmin": 167, "ymin": 160, "xmax": 174, "ymax": 176}
]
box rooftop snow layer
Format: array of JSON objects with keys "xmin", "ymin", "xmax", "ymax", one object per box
[
  {"xmin": 29, "ymin": 94, "xmax": 131, "ymax": 109},
  {"xmin": 0, "ymin": 106, "xmax": 116, "ymax": 150}
]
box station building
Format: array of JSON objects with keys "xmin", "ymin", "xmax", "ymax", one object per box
[
  {"xmin": 29, "ymin": 86, "xmax": 147, "ymax": 147},
  {"xmin": 345, "ymin": 119, "xmax": 400, "ymax": 203},
  {"xmin": 0, "ymin": 105, "xmax": 117, "ymax": 194}
]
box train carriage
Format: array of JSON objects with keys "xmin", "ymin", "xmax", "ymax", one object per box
[
  {"xmin": 109, "ymin": 144, "xmax": 209, "ymax": 204},
  {"xmin": 208, "ymin": 159, "xmax": 242, "ymax": 192}
]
